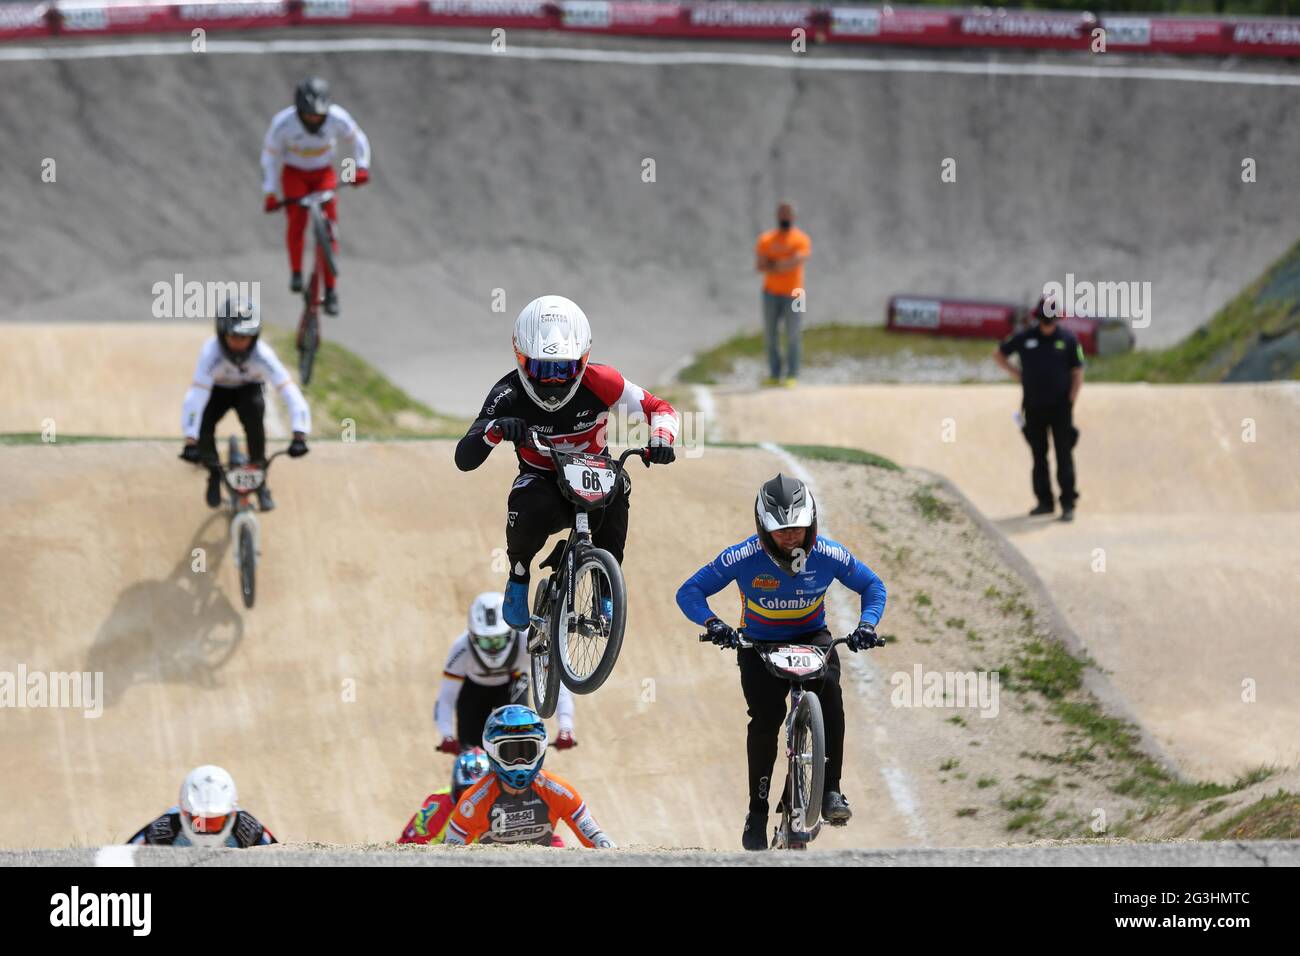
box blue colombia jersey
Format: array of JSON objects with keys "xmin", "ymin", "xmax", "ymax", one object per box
[{"xmin": 676, "ymin": 534, "xmax": 886, "ymax": 641}]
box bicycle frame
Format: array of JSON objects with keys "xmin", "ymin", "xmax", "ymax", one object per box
[
  {"xmin": 526, "ymin": 431, "xmax": 647, "ymax": 624},
  {"xmin": 702, "ymin": 629, "xmax": 852, "ymax": 850}
]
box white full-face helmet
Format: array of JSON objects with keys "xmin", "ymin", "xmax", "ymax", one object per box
[
  {"xmin": 468, "ymin": 592, "xmax": 514, "ymax": 670},
  {"xmin": 512, "ymin": 295, "xmax": 592, "ymax": 412},
  {"xmin": 179, "ymin": 765, "xmax": 238, "ymax": 847}
]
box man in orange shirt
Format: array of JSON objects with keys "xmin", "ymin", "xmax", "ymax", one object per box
[{"xmin": 755, "ymin": 200, "xmax": 812, "ymax": 387}]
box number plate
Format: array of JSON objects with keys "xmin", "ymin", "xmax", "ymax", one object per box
[
  {"xmin": 765, "ymin": 645, "xmax": 823, "ymax": 676},
  {"xmin": 227, "ymin": 466, "xmax": 265, "ymax": 492},
  {"xmin": 561, "ymin": 456, "xmax": 616, "ymax": 503}
]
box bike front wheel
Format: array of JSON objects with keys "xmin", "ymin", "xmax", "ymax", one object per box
[
  {"xmin": 553, "ymin": 547, "xmax": 626, "ymax": 695},
  {"xmin": 238, "ymin": 523, "xmax": 256, "ymax": 609},
  {"xmin": 790, "ymin": 690, "xmax": 826, "ymax": 834},
  {"xmin": 529, "ymin": 575, "xmax": 561, "ymax": 718}
]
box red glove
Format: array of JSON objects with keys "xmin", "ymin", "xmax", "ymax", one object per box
[
  {"xmin": 263, "ymin": 194, "xmax": 280, "ymax": 214},
  {"xmin": 437, "ymin": 736, "xmax": 459, "ymax": 754},
  {"xmin": 553, "ymin": 730, "xmax": 577, "ymax": 751},
  {"xmin": 352, "ymin": 168, "xmax": 370, "ymax": 187}
]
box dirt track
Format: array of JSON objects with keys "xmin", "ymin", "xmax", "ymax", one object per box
[
  {"xmin": 0, "ymin": 439, "xmax": 940, "ymax": 849},
  {"xmin": 708, "ymin": 382, "xmax": 1300, "ymax": 781},
  {"xmin": 6, "ymin": 33, "xmax": 1300, "ymax": 414}
]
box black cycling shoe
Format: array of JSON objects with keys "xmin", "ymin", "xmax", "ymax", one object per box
[
  {"xmin": 742, "ymin": 813, "xmax": 768, "ymax": 851},
  {"xmin": 205, "ymin": 471, "xmax": 222, "ymax": 509},
  {"xmin": 257, "ymin": 486, "xmax": 275, "ymax": 512},
  {"xmin": 290, "ymin": 272, "xmax": 303, "ymax": 294},
  {"xmin": 1060, "ymin": 507, "xmax": 1075, "ymax": 523},
  {"xmin": 823, "ymin": 791, "xmax": 852, "ymax": 826},
  {"xmin": 1029, "ymin": 502, "xmax": 1054, "ymax": 516},
  {"xmin": 323, "ymin": 288, "xmax": 339, "ymax": 315}
]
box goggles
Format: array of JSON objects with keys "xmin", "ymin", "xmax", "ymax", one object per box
[
  {"xmin": 489, "ymin": 735, "xmax": 544, "ymax": 767},
  {"xmin": 522, "ymin": 357, "xmax": 581, "ymax": 384},
  {"xmin": 184, "ymin": 810, "xmax": 230, "ymax": 835}
]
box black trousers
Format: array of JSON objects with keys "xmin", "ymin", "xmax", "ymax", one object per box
[
  {"xmin": 1023, "ymin": 402, "xmax": 1078, "ymax": 509},
  {"xmin": 738, "ymin": 630, "xmax": 845, "ymax": 816},
  {"xmin": 456, "ymin": 679, "xmax": 520, "ymax": 749},
  {"xmin": 505, "ymin": 469, "xmax": 630, "ymax": 584},
  {"xmin": 198, "ymin": 384, "xmax": 266, "ymax": 465}
]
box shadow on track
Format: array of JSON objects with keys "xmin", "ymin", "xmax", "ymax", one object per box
[{"xmin": 86, "ymin": 513, "xmax": 244, "ymax": 707}]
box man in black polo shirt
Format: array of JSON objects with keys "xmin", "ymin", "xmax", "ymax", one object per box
[{"xmin": 994, "ymin": 294, "xmax": 1085, "ymax": 522}]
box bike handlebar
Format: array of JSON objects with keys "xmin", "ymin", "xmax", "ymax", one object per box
[
  {"xmin": 522, "ymin": 429, "xmax": 650, "ymax": 470},
  {"xmin": 697, "ymin": 628, "xmax": 856, "ymax": 653},
  {"xmin": 272, "ymin": 189, "xmax": 338, "ymax": 210}
]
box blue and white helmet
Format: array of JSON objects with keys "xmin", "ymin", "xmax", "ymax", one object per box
[
  {"xmin": 482, "ymin": 704, "xmax": 547, "ymax": 790},
  {"xmin": 451, "ymin": 747, "xmax": 491, "ymax": 801}
]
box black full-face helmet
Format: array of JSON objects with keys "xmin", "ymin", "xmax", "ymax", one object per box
[{"xmin": 754, "ymin": 473, "xmax": 818, "ymax": 575}]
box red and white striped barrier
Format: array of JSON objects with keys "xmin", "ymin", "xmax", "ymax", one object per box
[{"xmin": 11, "ymin": 1, "xmax": 1300, "ymax": 59}]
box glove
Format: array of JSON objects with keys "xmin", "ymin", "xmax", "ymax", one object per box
[
  {"xmin": 288, "ymin": 435, "xmax": 309, "ymax": 458},
  {"xmin": 553, "ymin": 730, "xmax": 577, "ymax": 751},
  {"xmin": 263, "ymin": 194, "xmax": 280, "ymax": 214},
  {"xmin": 437, "ymin": 736, "xmax": 460, "ymax": 755},
  {"xmin": 352, "ymin": 167, "xmax": 370, "ymax": 187},
  {"xmin": 646, "ymin": 441, "xmax": 675, "ymax": 465},
  {"xmin": 179, "ymin": 443, "xmax": 201, "ymax": 463},
  {"xmin": 848, "ymin": 622, "xmax": 884, "ymax": 652},
  {"xmin": 490, "ymin": 417, "xmax": 527, "ymax": 444},
  {"xmin": 705, "ymin": 618, "xmax": 739, "ymax": 649}
]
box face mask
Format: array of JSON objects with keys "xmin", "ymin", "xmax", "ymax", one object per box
[{"xmin": 778, "ymin": 220, "xmax": 792, "ymax": 230}]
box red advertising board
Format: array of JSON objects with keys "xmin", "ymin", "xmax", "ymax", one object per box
[
  {"xmin": 684, "ymin": 3, "xmax": 815, "ymax": 41},
  {"xmin": 0, "ymin": 3, "xmax": 51, "ymax": 40},
  {"xmin": 17, "ymin": 4, "xmax": 1300, "ymax": 63},
  {"xmin": 887, "ymin": 296, "xmax": 1019, "ymax": 341}
]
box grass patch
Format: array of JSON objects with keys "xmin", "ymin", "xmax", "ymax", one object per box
[
  {"xmin": 940, "ymin": 758, "xmax": 960, "ymax": 772},
  {"xmin": 956, "ymin": 808, "xmax": 978, "ymax": 818},
  {"xmin": 677, "ymin": 323, "xmax": 997, "ymax": 385},
  {"xmin": 263, "ymin": 328, "xmax": 466, "ymax": 439},
  {"xmin": 782, "ymin": 443, "xmax": 902, "ymax": 471},
  {"xmin": 1201, "ymin": 791, "xmax": 1300, "ymax": 841},
  {"xmin": 977, "ymin": 776, "xmax": 998, "ymax": 789},
  {"xmin": 911, "ymin": 486, "xmax": 955, "ymax": 523},
  {"xmin": 1003, "ymin": 640, "xmax": 1085, "ymax": 699},
  {"xmin": 0, "ymin": 433, "xmax": 147, "ymax": 445},
  {"xmin": 914, "ymin": 591, "xmax": 933, "ymax": 608},
  {"xmin": 1089, "ymin": 236, "xmax": 1300, "ymax": 382}
]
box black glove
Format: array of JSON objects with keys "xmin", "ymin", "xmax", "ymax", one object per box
[
  {"xmin": 492, "ymin": 417, "xmax": 528, "ymax": 444},
  {"xmin": 848, "ymin": 622, "xmax": 884, "ymax": 652},
  {"xmin": 288, "ymin": 436, "xmax": 309, "ymax": 458},
  {"xmin": 179, "ymin": 443, "xmax": 201, "ymax": 463},
  {"xmin": 646, "ymin": 441, "xmax": 675, "ymax": 465},
  {"xmin": 705, "ymin": 618, "xmax": 739, "ymax": 649}
]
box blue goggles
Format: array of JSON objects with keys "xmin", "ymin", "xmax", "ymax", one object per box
[{"xmin": 523, "ymin": 358, "xmax": 581, "ymax": 383}]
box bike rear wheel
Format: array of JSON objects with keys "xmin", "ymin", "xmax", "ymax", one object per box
[
  {"xmin": 790, "ymin": 690, "xmax": 826, "ymax": 835},
  {"xmin": 529, "ymin": 575, "xmax": 561, "ymax": 718},
  {"xmin": 553, "ymin": 547, "xmax": 626, "ymax": 695},
  {"xmin": 238, "ymin": 523, "xmax": 256, "ymax": 609}
]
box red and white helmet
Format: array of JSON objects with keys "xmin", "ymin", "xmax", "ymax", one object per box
[
  {"xmin": 179, "ymin": 765, "xmax": 238, "ymax": 847},
  {"xmin": 512, "ymin": 295, "xmax": 592, "ymax": 412}
]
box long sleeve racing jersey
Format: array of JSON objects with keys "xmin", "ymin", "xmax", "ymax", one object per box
[
  {"xmin": 181, "ymin": 336, "xmax": 311, "ymax": 440},
  {"xmin": 260, "ymin": 104, "xmax": 371, "ymax": 194},
  {"xmin": 676, "ymin": 534, "xmax": 886, "ymax": 641}
]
